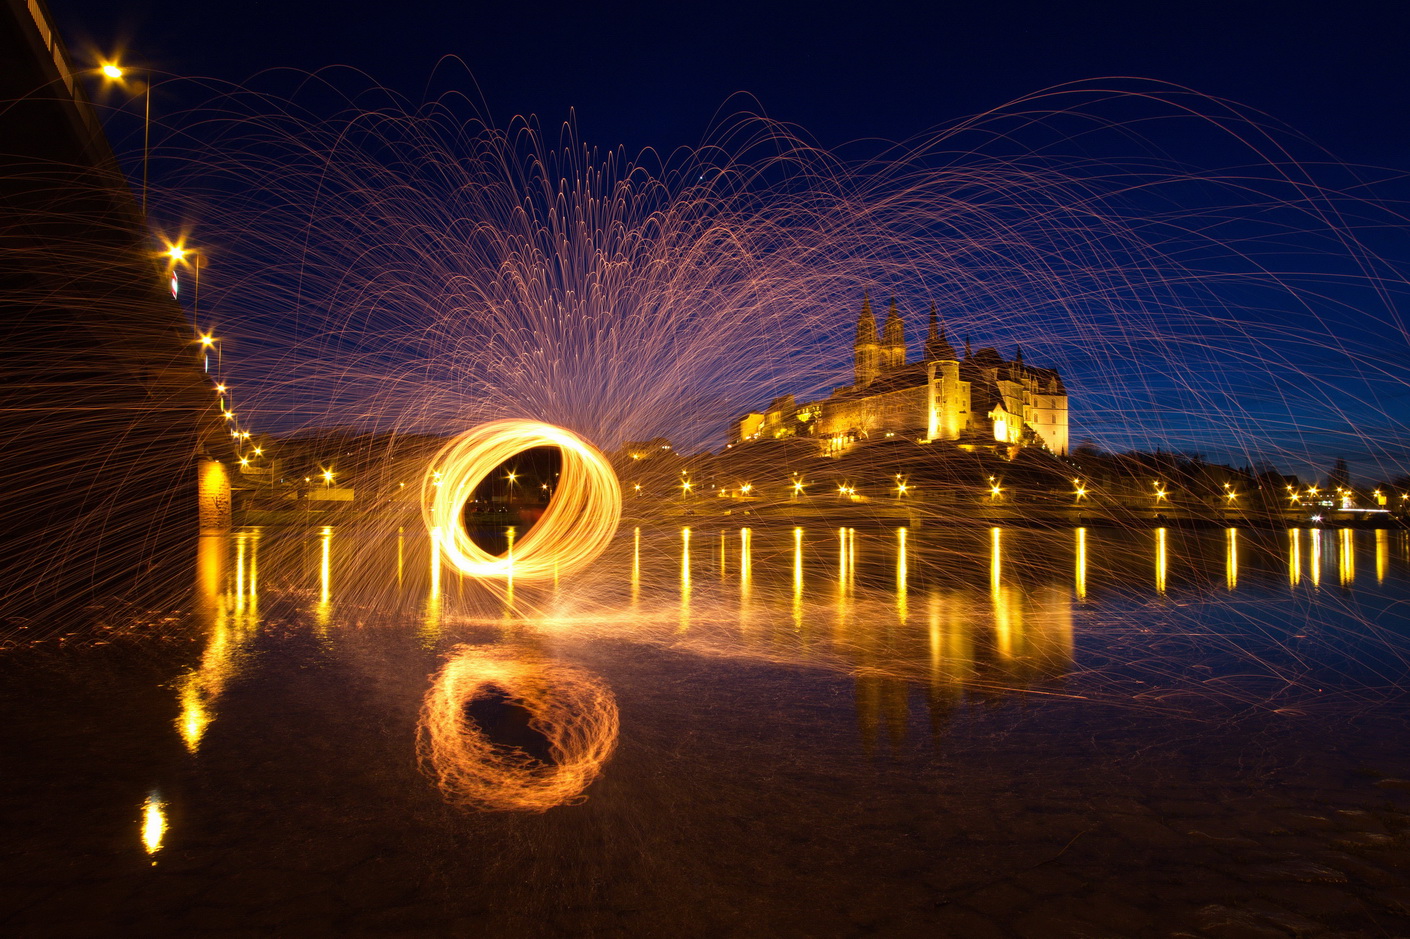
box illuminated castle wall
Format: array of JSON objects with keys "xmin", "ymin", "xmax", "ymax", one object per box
[{"xmin": 736, "ymin": 296, "xmax": 1069, "ymax": 455}]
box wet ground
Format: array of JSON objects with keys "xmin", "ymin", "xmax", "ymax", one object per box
[{"xmin": 3, "ymin": 525, "xmax": 1410, "ymax": 937}]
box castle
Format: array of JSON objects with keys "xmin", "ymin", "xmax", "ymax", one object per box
[{"xmin": 733, "ymin": 296, "xmax": 1069, "ymax": 455}]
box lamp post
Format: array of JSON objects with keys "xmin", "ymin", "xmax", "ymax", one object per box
[
  {"xmin": 166, "ymin": 243, "xmax": 219, "ymax": 378},
  {"xmin": 97, "ymin": 61, "xmax": 152, "ymax": 216}
]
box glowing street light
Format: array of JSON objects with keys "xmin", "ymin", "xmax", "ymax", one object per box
[{"xmin": 97, "ymin": 59, "xmax": 152, "ymax": 214}]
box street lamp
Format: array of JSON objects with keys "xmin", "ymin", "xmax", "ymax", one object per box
[
  {"xmin": 96, "ymin": 60, "xmax": 152, "ymax": 216},
  {"xmin": 167, "ymin": 244, "xmax": 221, "ymax": 380}
]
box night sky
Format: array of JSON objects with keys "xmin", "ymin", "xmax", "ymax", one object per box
[
  {"xmin": 49, "ymin": 0, "xmax": 1410, "ymax": 167},
  {"xmin": 45, "ymin": 0, "xmax": 1410, "ymax": 478}
]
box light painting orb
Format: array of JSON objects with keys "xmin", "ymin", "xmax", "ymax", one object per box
[
  {"xmin": 422, "ymin": 419, "xmax": 621, "ymax": 580},
  {"xmin": 417, "ymin": 647, "xmax": 619, "ymax": 812}
]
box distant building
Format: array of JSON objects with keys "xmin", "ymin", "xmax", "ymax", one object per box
[{"xmin": 734, "ymin": 295, "xmax": 1069, "ymax": 455}]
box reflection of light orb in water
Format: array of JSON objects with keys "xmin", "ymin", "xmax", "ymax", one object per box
[
  {"xmin": 417, "ymin": 646, "xmax": 619, "ymax": 812},
  {"xmin": 423, "ymin": 419, "xmax": 621, "ymax": 580}
]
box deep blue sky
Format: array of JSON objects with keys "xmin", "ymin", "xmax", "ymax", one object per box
[
  {"xmin": 48, "ymin": 0, "xmax": 1410, "ymax": 479},
  {"xmin": 52, "ymin": 0, "xmax": 1410, "ymax": 167}
]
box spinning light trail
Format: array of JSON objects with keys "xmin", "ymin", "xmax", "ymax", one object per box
[{"xmin": 423, "ymin": 419, "xmax": 621, "ymax": 579}]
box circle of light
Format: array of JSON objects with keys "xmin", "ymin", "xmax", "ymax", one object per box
[
  {"xmin": 416, "ymin": 646, "xmax": 619, "ymax": 812},
  {"xmin": 422, "ymin": 419, "xmax": 621, "ymax": 580}
]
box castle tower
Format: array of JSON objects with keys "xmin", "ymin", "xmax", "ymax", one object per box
[
  {"xmin": 882, "ymin": 297, "xmax": 906, "ymax": 369},
  {"xmin": 854, "ymin": 293, "xmax": 880, "ymax": 389},
  {"xmin": 924, "ymin": 302, "xmax": 957, "ymax": 361}
]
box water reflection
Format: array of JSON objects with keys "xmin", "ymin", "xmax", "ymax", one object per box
[
  {"xmin": 416, "ymin": 646, "xmax": 619, "ymax": 812},
  {"xmin": 679, "ymin": 527, "xmax": 691, "ymax": 631},
  {"xmin": 1075, "ymin": 527, "xmax": 1087, "ymax": 601},
  {"xmin": 1340, "ymin": 528, "xmax": 1355, "ymax": 586},
  {"xmin": 1226, "ymin": 527, "xmax": 1239, "ymax": 591},
  {"xmin": 631, "ymin": 526, "xmax": 641, "ymax": 606},
  {"xmin": 179, "ymin": 532, "xmax": 259, "ymax": 753},
  {"xmin": 740, "ymin": 528, "xmax": 753, "ymax": 602},
  {"xmin": 1155, "ymin": 527, "xmax": 1168, "ymax": 594},
  {"xmin": 1311, "ymin": 528, "xmax": 1323, "ymax": 586},
  {"xmin": 896, "ymin": 528, "xmax": 910, "ymax": 624},
  {"xmin": 791, "ymin": 527, "xmax": 803, "ymax": 629},
  {"xmin": 422, "ymin": 526, "xmax": 443, "ymax": 645},
  {"xmin": 316, "ymin": 525, "xmax": 333, "ymax": 626},
  {"xmin": 182, "ymin": 522, "xmax": 1405, "ymax": 763},
  {"xmin": 141, "ymin": 792, "xmax": 167, "ymax": 857}
]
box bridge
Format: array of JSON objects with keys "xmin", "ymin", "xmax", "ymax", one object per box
[{"xmin": 0, "ymin": 0, "xmax": 225, "ymax": 628}]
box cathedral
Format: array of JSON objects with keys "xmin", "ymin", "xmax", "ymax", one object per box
[{"xmin": 734, "ymin": 295, "xmax": 1069, "ymax": 455}]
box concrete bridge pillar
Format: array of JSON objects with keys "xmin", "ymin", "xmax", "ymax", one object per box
[{"xmin": 198, "ymin": 459, "xmax": 231, "ymax": 534}]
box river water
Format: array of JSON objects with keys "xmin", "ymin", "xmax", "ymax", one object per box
[{"xmin": 3, "ymin": 524, "xmax": 1410, "ymax": 936}]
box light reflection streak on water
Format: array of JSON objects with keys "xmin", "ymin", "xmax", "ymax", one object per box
[
  {"xmin": 834, "ymin": 528, "xmax": 854, "ymax": 646},
  {"xmin": 316, "ymin": 525, "xmax": 332, "ymax": 626},
  {"xmin": 141, "ymin": 792, "xmax": 166, "ymax": 857},
  {"xmin": 1377, "ymin": 529, "xmax": 1388, "ymax": 583},
  {"xmin": 989, "ymin": 527, "xmax": 1002, "ymax": 599},
  {"xmin": 791, "ymin": 527, "xmax": 803, "ymax": 630},
  {"xmin": 1311, "ymin": 528, "xmax": 1322, "ymax": 586},
  {"xmin": 422, "ymin": 526, "xmax": 443, "ymax": 644},
  {"xmin": 836, "ymin": 527, "xmax": 849, "ymax": 598},
  {"xmin": 504, "ymin": 526, "xmax": 517, "ymax": 611},
  {"xmin": 1340, "ymin": 528, "xmax": 1355, "ymax": 585},
  {"xmin": 895, "ymin": 527, "xmax": 908, "ymax": 623},
  {"xmin": 1075, "ymin": 527, "xmax": 1087, "ymax": 601},
  {"xmin": 990, "ymin": 527, "xmax": 1013, "ymax": 660},
  {"xmin": 179, "ymin": 532, "xmax": 258, "ymax": 753},
  {"xmin": 631, "ymin": 526, "xmax": 640, "ymax": 607},
  {"xmin": 1289, "ymin": 528, "xmax": 1301, "ymax": 587},
  {"xmin": 235, "ymin": 533, "xmax": 246, "ymax": 612},
  {"xmin": 719, "ymin": 530, "xmax": 727, "ymax": 579},
  {"xmin": 740, "ymin": 528, "xmax": 752, "ymax": 602},
  {"xmin": 679, "ymin": 527, "xmax": 691, "ymax": 632},
  {"xmin": 397, "ymin": 527, "xmax": 405, "ymax": 587},
  {"xmin": 1225, "ymin": 527, "xmax": 1238, "ymax": 591},
  {"xmin": 1155, "ymin": 528, "xmax": 1168, "ymax": 594}
]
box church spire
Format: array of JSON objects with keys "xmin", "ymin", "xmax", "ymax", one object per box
[
  {"xmin": 882, "ymin": 297, "xmax": 905, "ymax": 368},
  {"xmin": 854, "ymin": 292, "xmax": 880, "ymax": 389},
  {"xmin": 855, "ymin": 292, "xmax": 878, "ymax": 345},
  {"xmin": 924, "ymin": 301, "xmax": 956, "ymax": 361}
]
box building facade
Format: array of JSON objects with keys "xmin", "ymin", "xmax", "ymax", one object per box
[{"xmin": 735, "ymin": 296, "xmax": 1069, "ymax": 455}]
